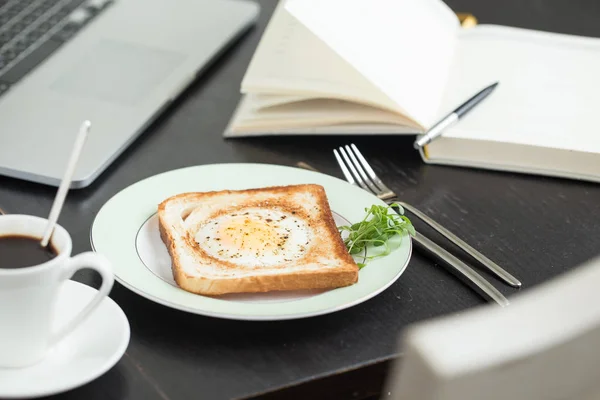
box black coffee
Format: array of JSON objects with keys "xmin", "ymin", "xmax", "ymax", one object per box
[{"xmin": 0, "ymin": 235, "xmax": 58, "ymax": 269}]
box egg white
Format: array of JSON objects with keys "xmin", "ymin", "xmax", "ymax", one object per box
[{"xmin": 194, "ymin": 208, "xmax": 312, "ymax": 267}]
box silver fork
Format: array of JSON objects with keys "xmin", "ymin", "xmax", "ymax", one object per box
[
  {"xmin": 334, "ymin": 144, "xmax": 513, "ymax": 307},
  {"xmin": 336, "ymin": 144, "xmax": 521, "ymax": 287}
]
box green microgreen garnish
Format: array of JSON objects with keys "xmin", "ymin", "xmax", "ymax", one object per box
[{"xmin": 337, "ymin": 203, "xmax": 416, "ymax": 269}]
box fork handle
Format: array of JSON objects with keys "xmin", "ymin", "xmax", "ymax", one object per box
[
  {"xmin": 397, "ymin": 201, "xmax": 521, "ymax": 288},
  {"xmin": 412, "ymin": 232, "xmax": 510, "ymax": 307}
]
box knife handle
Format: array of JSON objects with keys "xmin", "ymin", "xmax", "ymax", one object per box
[{"xmin": 412, "ymin": 232, "xmax": 510, "ymax": 307}]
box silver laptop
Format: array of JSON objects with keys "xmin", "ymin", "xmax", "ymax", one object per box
[{"xmin": 0, "ymin": 0, "xmax": 259, "ymax": 188}]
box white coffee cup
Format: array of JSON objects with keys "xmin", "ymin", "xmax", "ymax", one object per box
[{"xmin": 0, "ymin": 214, "xmax": 114, "ymax": 368}]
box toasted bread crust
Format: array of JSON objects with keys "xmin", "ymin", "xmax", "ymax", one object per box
[
  {"xmin": 171, "ymin": 262, "xmax": 357, "ymax": 296},
  {"xmin": 158, "ymin": 184, "xmax": 358, "ymax": 296}
]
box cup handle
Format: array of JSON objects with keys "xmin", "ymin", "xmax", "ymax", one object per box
[{"xmin": 50, "ymin": 252, "xmax": 114, "ymax": 346}]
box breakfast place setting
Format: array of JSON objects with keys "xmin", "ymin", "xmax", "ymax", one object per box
[{"xmin": 1, "ymin": 0, "xmax": 600, "ymax": 399}]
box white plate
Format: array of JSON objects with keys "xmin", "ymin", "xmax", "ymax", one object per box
[
  {"xmin": 0, "ymin": 280, "xmax": 130, "ymax": 399},
  {"xmin": 91, "ymin": 163, "xmax": 412, "ymax": 320}
]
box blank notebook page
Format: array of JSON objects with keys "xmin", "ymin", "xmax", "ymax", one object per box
[
  {"xmin": 241, "ymin": 1, "xmax": 399, "ymax": 113},
  {"xmin": 441, "ymin": 25, "xmax": 600, "ymax": 154},
  {"xmin": 285, "ymin": 0, "xmax": 460, "ymax": 128}
]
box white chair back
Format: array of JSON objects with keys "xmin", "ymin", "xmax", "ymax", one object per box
[{"xmin": 383, "ymin": 256, "xmax": 600, "ymax": 400}]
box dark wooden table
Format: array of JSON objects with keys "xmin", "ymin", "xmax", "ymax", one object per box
[{"xmin": 2, "ymin": 0, "xmax": 600, "ymax": 399}]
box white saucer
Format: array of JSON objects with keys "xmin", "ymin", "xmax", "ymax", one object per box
[{"xmin": 0, "ymin": 280, "xmax": 130, "ymax": 399}]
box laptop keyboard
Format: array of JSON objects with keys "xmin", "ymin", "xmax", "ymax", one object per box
[{"xmin": 0, "ymin": 0, "xmax": 114, "ymax": 96}]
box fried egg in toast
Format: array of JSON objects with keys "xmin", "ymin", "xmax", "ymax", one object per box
[{"xmin": 158, "ymin": 184, "xmax": 359, "ymax": 295}]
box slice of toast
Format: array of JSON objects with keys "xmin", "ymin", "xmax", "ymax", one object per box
[{"xmin": 158, "ymin": 184, "xmax": 359, "ymax": 296}]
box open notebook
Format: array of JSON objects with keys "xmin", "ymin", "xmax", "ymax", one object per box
[{"xmin": 225, "ymin": 0, "xmax": 600, "ymax": 183}]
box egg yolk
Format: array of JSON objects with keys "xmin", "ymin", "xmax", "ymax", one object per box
[{"xmin": 217, "ymin": 216, "xmax": 280, "ymax": 252}]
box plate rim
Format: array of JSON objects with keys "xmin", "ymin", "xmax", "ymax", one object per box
[{"xmin": 90, "ymin": 163, "xmax": 413, "ymax": 321}]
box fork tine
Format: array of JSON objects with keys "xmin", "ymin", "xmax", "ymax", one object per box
[
  {"xmin": 349, "ymin": 144, "xmax": 396, "ymax": 200},
  {"xmin": 350, "ymin": 143, "xmax": 393, "ymax": 192},
  {"xmin": 333, "ymin": 149, "xmax": 356, "ymax": 186},
  {"xmin": 344, "ymin": 145, "xmax": 381, "ymax": 194},
  {"xmin": 338, "ymin": 147, "xmax": 371, "ymax": 193}
]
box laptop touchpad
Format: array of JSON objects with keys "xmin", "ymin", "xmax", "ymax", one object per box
[{"xmin": 51, "ymin": 40, "xmax": 186, "ymax": 105}]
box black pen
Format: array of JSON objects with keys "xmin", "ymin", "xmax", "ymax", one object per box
[{"xmin": 413, "ymin": 82, "xmax": 499, "ymax": 149}]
